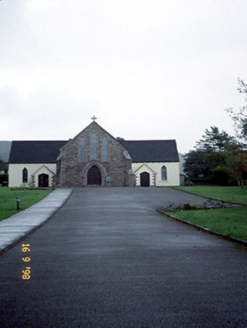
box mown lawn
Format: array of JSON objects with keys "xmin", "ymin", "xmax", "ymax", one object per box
[
  {"xmin": 0, "ymin": 188, "xmax": 52, "ymax": 221},
  {"xmin": 167, "ymin": 207, "xmax": 247, "ymax": 241},
  {"xmin": 174, "ymin": 186, "xmax": 247, "ymax": 204}
]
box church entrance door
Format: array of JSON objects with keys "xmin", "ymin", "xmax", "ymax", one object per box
[
  {"xmin": 140, "ymin": 172, "xmax": 150, "ymax": 187},
  {"xmin": 38, "ymin": 173, "xmax": 49, "ymax": 187},
  {"xmin": 87, "ymin": 166, "xmax": 102, "ymax": 186}
]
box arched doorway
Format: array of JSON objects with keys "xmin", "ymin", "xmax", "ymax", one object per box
[
  {"xmin": 87, "ymin": 166, "xmax": 102, "ymax": 185},
  {"xmin": 38, "ymin": 173, "xmax": 49, "ymax": 187},
  {"xmin": 140, "ymin": 172, "xmax": 150, "ymax": 187}
]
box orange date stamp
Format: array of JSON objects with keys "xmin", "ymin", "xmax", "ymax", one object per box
[{"xmin": 21, "ymin": 244, "xmax": 31, "ymax": 280}]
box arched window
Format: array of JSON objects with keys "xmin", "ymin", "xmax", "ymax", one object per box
[
  {"xmin": 79, "ymin": 137, "xmax": 86, "ymax": 162},
  {"xmin": 161, "ymin": 166, "xmax": 167, "ymax": 181},
  {"xmin": 91, "ymin": 133, "xmax": 98, "ymax": 160},
  {"xmin": 22, "ymin": 168, "xmax": 28, "ymax": 183},
  {"xmin": 102, "ymin": 137, "xmax": 108, "ymax": 162}
]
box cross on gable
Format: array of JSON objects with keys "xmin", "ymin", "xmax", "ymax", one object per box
[{"xmin": 91, "ymin": 115, "xmax": 97, "ymax": 121}]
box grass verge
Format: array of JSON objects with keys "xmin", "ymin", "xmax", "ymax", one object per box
[
  {"xmin": 0, "ymin": 188, "xmax": 52, "ymax": 221},
  {"xmin": 167, "ymin": 207, "xmax": 247, "ymax": 241},
  {"xmin": 173, "ymin": 186, "xmax": 247, "ymax": 204}
]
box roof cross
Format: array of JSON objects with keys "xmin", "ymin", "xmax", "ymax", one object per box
[{"xmin": 91, "ymin": 115, "xmax": 97, "ymax": 121}]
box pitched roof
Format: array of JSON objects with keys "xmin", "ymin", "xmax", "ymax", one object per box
[
  {"xmin": 9, "ymin": 141, "xmax": 68, "ymax": 164},
  {"xmin": 8, "ymin": 138, "xmax": 179, "ymax": 164},
  {"xmin": 119, "ymin": 140, "xmax": 179, "ymax": 162}
]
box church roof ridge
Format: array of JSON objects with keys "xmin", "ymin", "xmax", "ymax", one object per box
[
  {"xmin": 9, "ymin": 140, "xmax": 68, "ymax": 164},
  {"xmin": 11, "ymin": 140, "xmax": 68, "ymax": 142},
  {"xmin": 119, "ymin": 139, "xmax": 179, "ymax": 162},
  {"xmin": 122, "ymin": 139, "xmax": 176, "ymax": 142}
]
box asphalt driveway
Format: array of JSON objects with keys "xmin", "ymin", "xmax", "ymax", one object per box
[{"xmin": 0, "ymin": 187, "xmax": 246, "ymax": 328}]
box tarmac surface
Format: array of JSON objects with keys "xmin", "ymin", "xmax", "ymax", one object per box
[
  {"xmin": 0, "ymin": 188, "xmax": 73, "ymax": 254},
  {"xmin": 0, "ymin": 187, "xmax": 246, "ymax": 328}
]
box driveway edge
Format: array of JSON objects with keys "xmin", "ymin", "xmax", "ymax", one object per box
[
  {"xmin": 0, "ymin": 188, "xmax": 74, "ymax": 256},
  {"xmin": 170, "ymin": 187, "xmax": 247, "ymax": 207},
  {"xmin": 157, "ymin": 209, "xmax": 247, "ymax": 247}
]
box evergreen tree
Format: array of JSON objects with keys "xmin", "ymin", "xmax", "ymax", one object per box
[
  {"xmin": 196, "ymin": 126, "xmax": 234, "ymax": 152},
  {"xmin": 184, "ymin": 127, "xmax": 235, "ymax": 185}
]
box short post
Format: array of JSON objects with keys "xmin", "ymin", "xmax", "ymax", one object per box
[{"xmin": 17, "ymin": 197, "xmax": 20, "ymax": 210}]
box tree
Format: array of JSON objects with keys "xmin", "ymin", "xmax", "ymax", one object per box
[
  {"xmin": 196, "ymin": 126, "xmax": 234, "ymax": 152},
  {"xmin": 225, "ymin": 78, "xmax": 247, "ymax": 186},
  {"xmin": 224, "ymin": 140, "xmax": 247, "ymax": 187},
  {"xmin": 183, "ymin": 150, "xmax": 210, "ymax": 181},
  {"xmin": 184, "ymin": 127, "xmax": 235, "ymax": 185},
  {"xmin": 225, "ymin": 78, "xmax": 247, "ymax": 143}
]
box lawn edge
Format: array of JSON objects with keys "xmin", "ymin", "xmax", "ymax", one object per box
[
  {"xmin": 157, "ymin": 209, "xmax": 247, "ymax": 247},
  {"xmin": 0, "ymin": 189, "xmax": 74, "ymax": 256},
  {"xmin": 171, "ymin": 186, "xmax": 247, "ymax": 206},
  {"xmin": 0, "ymin": 189, "xmax": 53, "ymax": 222}
]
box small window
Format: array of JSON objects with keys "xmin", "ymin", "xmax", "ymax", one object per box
[
  {"xmin": 22, "ymin": 168, "xmax": 28, "ymax": 183},
  {"xmin": 79, "ymin": 137, "xmax": 86, "ymax": 162},
  {"xmin": 161, "ymin": 166, "xmax": 167, "ymax": 181},
  {"xmin": 91, "ymin": 133, "xmax": 98, "ymax": 160},
  {"xmin": 102, "ymin": 137, "xmax": 108, "ymax": 162}
]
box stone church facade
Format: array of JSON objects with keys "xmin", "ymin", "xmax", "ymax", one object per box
[
  {"xmin": 8, "ymin": 120, "xmax": 180, "ymax": 188},
  {"xmin": 57, "ymin": 121, "xmax": 135, "ymax": 187}
]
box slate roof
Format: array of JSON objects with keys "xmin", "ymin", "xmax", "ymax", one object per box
[
  {"xmin": 9, "ymin": 141, "xmax": 68, "ymax": 164},
  {"xmin": 8, "ymin": 139, "xmax": 179, "ymax": 164},
  {"xmin": 119, "ymin": 140, "xmax": 179, "ymax": 162}
]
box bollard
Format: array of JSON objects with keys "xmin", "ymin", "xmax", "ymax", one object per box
[{"xmin": 17, "ymin": 197, "xmax": 20, "ymax": 210}]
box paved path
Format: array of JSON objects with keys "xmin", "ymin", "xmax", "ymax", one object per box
[
  {"xmin": 0, "ymin": 188, "xmax": 73, "ymax": 254},
  {"xmin": 0, "ymin": 187, "xmax": 246, "ymax": 328}
]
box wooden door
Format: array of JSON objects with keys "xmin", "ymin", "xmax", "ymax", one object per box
[
  {"xmin": 140, "ymin": 172, "xmax": 150, "ymax": 187},
  {"xmin": 38, "ymin": 174, "xmax": 49, "ymax": 187},
  {"xmin": 87, "ymin": 166, "xmax": 102, "ymax": 185}
]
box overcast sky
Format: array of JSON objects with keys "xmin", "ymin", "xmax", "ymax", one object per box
[{"xmin": 1, "ymin": 0, "xmax": 247, "ymax": 153}]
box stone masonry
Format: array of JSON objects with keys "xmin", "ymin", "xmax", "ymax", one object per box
[{"xmin": 57, "ymin": 121, "xmax": 135, "ymax": 187}]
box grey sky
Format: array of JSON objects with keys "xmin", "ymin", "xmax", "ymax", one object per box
[{"xmin": 1, "ymin": 0, "xmax": 247, "ymax": 153}]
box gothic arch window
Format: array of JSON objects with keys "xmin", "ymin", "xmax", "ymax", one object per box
[
  {"xmin": 79, "ymin": 137, "xmax": 86, "ymax": 162},
  {"xmin": 22, "ymin": 168, "xmax": 28, "ymax": 183},
  {"xmin": 102, "ymin": 136, "xmax": 108, "ymax": 162},
  {"xmin": 161, "ymin": 165, "xmax": 167, "ymax": 181},
  {"xmin": 91, "ymin": 133, "xmax": 98, "ymax": 160}
]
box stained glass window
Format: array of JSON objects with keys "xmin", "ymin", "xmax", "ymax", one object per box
[
  {"xmin": 161, "ymin": 166, "xmax": 167, "ymax": 180},
  {"xmin": 102, "ymin": 137, "xmax": 108, "ymax": 162},
  {"xmin": 91, "ymin": 133, "xmax": 97, "ymax": 160},
  {"xmin": 79, "ymin": 137, "xmax": 86, "ymax": 162},
  {"xmin": 22, "ymin": 168, "xmax": 28, "ymax": 183}
]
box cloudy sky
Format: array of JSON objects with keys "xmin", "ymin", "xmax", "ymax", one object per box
[{"xmin": 1, "ymin": 0, "xmax": 247, "ymax": 153}]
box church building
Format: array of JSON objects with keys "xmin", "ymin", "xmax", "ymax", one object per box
[{"xmin": 8, "ymin": 120, "xmax": 180, "ymax": 187}]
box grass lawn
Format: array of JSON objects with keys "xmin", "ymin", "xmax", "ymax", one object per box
[
  {"xmin": 0, "ymin": 188, "xmax": 52, "ymax": 221},
  {"xmin": 167, "ymin": 207, "xmax": 247, "ymax": 241},
  {"xmin": 174, "ymin": 186, "xmax": 247, "ymax": 204}
]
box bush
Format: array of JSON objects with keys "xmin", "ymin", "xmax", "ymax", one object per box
[
  {"xmin": 211, "ymin": 167, "xmax": 230, "ymax": 186},
  {"xmin": 0, "ymin": 174, "xmax": 8, "ymax": 186},
  {"xmin": 184, "ymin": 177, "xmax": 211, "ymax": 185}
]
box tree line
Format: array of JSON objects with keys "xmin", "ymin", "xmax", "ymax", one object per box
[{"xmin": 183, "ymin": 79, "xmax": 247, "ymax": 186}]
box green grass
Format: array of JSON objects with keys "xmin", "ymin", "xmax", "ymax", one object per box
[
  {"xmin": 174, "ymin": 186, "xmax": 247, "ymax": 204},
  {"xmin": 0, "ymin": 188, "xmax": 52, "ymax": 221},
  {"xmin": 167, "ymin": 207, "xmax": 247, "ymax": 241}
]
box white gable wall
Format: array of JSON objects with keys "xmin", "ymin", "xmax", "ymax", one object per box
[
  {"xmin": 9, "ymin": 163, "xmax": 56, "ymax": 187},
  {"xmin": 132, "ymin": 162, "xmax": 180, "ymax": 186},
  {"xmin": 9, "ymin": 162, "xmax": 179, "ymax": 187}
]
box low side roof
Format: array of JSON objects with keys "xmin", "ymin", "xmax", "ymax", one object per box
[
  {"xmin": 119, "ymin": 140, "xmax": 179, "ymax": 162},
  {"xmin": 9, "ymin": 141, "xmax": 68, "ymax": 163}
]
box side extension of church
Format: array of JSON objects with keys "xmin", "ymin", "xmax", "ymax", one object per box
[{"xmin": 8, "ymin": 121, "xmax": 180, "ymax": 187}]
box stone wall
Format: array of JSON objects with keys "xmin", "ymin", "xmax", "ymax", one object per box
[{"xmin": 57, "ymin": 122, "xmax": 135, "ymax": 187}]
